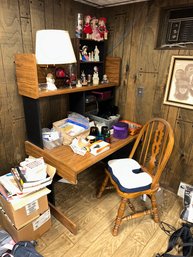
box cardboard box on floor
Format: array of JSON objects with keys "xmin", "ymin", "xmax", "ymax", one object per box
[
  {"xmin": 0, "ymin": 163, "xmax": 55, "ymax": 229},
  {"xmin": 0, "ymin": 208, "xmax": 51, "ymax": 242},
  {"xmin": 0, "ymin": 188, "xmax": 50, "ymax": 229}
]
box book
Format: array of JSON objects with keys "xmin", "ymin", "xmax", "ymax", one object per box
[
  {"xmin": 89, "ymin": 140, "xmax": 110, "ymax": 156},
  {"xmin": 0, "ymin": 172, "xmax": 52, "ymax": 196},
  {"xmin": 20, "ymin": 157, "xmax": 47, "ymax": 181},
  {"xmin": 19, "ymin": 179, "xmax": 52, "ymax": 193},
  {"xmin": 15, "ymin": 166, "xmax": 51, "ymax": 188},
  {"xmin": 11, "ymin": 167, "xmax": 52, "ymax": 190}
]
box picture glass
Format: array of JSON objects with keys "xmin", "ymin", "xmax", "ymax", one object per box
[{"xmin": 164, "ymin": 56, "xmax": 193, "ymax": 110}]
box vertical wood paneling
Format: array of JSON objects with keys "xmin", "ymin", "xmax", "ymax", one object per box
[
  {"xmin": 135, "ymin": 72, "xmax": 158, "ymax": 124},
  {"xmin": 30, "ymin": 0, "xmax": 45, "ymax": 48},
  {"xmin": 0, "ymin": 0, "xmax": 193, "ymax": 192},
  {"xmin": 44, "ymin": 0, "xmax": 54, "ymax": 29},
  {"xmin": 105, "ymin": 0, "xmax": 193, "ymax": 192},
  {"xmin": 164, "ymin": 121, "xmax": 193, "ymax": 190}
]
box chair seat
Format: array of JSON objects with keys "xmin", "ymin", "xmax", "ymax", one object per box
[{"xmin": 108, "ymin": 158, "xmax": 152, "ymax": 193}]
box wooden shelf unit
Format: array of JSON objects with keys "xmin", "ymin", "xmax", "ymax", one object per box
[
  {"xmin": 15, "ymin": 53, "xmax": 120, "ymax": 148},
  {"xmin": 15, "ymin": 53, "xmax": 122, "ymax": 235},
  {"xmin": 15, "ymin": 53, "xmax": 118, "ymax": 99}
]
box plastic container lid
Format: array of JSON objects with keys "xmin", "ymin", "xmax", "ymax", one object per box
[{"xmin": 113, "ymin": 122, "xmax": 129, "ymax": 130}]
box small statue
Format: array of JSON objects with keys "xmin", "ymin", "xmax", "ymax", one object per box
[
  {"xmin": 81, "ymin": 70, "xmax": 86, "ymax": 82},
  {"xmin": 83, "ymin": 15, "xmax": 92, "ymax": 39},
  {"xmin": 81, "ymin": 45, "xmax": 89, "ymax": 61},
  {"xmin": 98, "ymin": 17, "xmax": 108, "ymax": 40},
  {"xmin": 46, "ymin": 73, "xmax": 57, "ymax": 91},
  {"xmin": 76, "ymin": 79, "xmax": 82, "ymax": 88},
  {"xmin": 101, "ymin": 74, "xmax": 109, "ymax": 84},
  {"xmin": 93, "ymin": 66, "xmax": 99, "ymax": 85},
  {"xmin": 94, "ymin": 45, "xmax": 100, "ymax": 61},
  {"xmin": 90, "ymin": 17, "xmax": 102, "ymax": 41}
]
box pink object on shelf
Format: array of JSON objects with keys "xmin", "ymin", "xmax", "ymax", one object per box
[{"xmin": 92, "ymin": 91, "xmax": 112, "ymax": 100}]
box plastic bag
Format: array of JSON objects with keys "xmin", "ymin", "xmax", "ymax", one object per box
[
  {"xmin": 180, "ymin": 185, "xmax": 193, "ymax": 223},
  {"xmin": 1, "ymin": 241, "xmax": 43, "ymax": 257},
  {"xmin": 0, "ymin": 229, "xmax": 14, "ymax": 255}
]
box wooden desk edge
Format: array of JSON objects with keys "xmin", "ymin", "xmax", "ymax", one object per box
[{"xmin": 25, "ymin": 141, "xmax": 77, "ymax": 184}]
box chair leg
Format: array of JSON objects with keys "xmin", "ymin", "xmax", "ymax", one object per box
[
  {"xmin": 112, "ymin": 197, "xmax": 127, "ymax": 236},
  {"xmin": 151, "ymin": 193, "xmax": 159, "ymax": 223},
  {"xmin": 127, "ymin": 199, "xmax": 135, "ymax": 213},
  {"xmin": 97, "ymin": 174, "xmax": 109, "ymax": 198}
]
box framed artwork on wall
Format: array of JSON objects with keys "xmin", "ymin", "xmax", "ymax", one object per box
[{"xmin": 163, "ymin": 56, "xmax": 193, "ymax": 110}]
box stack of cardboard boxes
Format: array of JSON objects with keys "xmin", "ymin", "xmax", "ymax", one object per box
[{"xmin": 0, "ymin": 160, "xmax": 55, "ymax": 242}]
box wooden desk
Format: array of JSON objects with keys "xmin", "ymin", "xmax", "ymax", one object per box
[{"xmin": 25, "ymin": 135, "xmax": 137, "ymax": 234}]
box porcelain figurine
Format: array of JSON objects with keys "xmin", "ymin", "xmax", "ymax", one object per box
[{"xmin": 83, "ymin": 15, "xmax": 92, "ymax": 39}]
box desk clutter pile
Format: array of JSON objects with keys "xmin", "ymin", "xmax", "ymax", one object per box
[
  {"xmin": 0, "ymin": 157, "xmax": 55, "ymax": 242},
  {"xmin": 42, "ymin": 112, "xmax": 142, "ymax": 156}
]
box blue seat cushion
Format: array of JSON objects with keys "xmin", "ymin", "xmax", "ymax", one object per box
[{"xmin": 108, "ymin": 158, "xmax": 152, "ymax": 193}]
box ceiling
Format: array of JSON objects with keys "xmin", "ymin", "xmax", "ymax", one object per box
[{"xmin": 74, "ymin": 0, "xmax": 151, "ymax": 8}]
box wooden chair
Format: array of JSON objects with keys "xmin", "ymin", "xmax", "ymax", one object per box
[{"xmin": 97, "ymin": 118, "xmax": 174, "ymax": 236}]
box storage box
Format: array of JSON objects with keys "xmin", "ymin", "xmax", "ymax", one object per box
[
  {"xmin": 53, "ymin": 118, "xmax": 89, "ymax": 145},
  {"xmin": 92, "ymin": 91, "xmax": 112, "ymax": 100},
  {"xmin": 43, "ymin": 137, "xmax": 63, "ymax": 150},
  {"xmin": 0, "ymin": 208, "xmax": 51, "ymax": 242},
  {"xmin": 87, "ymin": 114, "xmax": 120, "ymax": 129},
  {"xmin": 0, "ymin": 188, "xmax": 50, "ymax": 229}
]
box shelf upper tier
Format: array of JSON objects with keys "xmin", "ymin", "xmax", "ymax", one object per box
[{"xmin": 15, "ymin": 53, "xmax": 119, "ymax": 99}]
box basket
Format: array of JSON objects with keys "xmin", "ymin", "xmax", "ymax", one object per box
[
  {"xmin": 87, "ymin": 114, "xmax": 120, "ymax": 129},
  {"xmin": 53, "ymin": 119, "xmax": 89, "ymax": 145},
  {"xmin": 120, "ymin": 120, "xmax": 142, "ymax": 136}
]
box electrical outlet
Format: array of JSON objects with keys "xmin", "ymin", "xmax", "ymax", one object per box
[
  {"xmin": 137, "ymin": 87, "xmax": 144, "ymax": 96},
  {"xmin": 177, "ymin": 182, "xmax": 192, "ymax": 198}
]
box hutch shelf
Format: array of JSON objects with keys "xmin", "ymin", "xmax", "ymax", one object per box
[{"xmin": 15, "ymin": 53, "xmax": 120, "ymax": 182}]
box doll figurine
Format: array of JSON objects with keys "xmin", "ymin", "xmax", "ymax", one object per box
[
  {"xmin": 81, "ymin": 45, "xmax": 89, "ymax": 61},
  {"xmin": 83, "ymin": 15, "xmax": 92, "ymax": 39},
  {"xmin": 94, "ymin": 45, "xmax": 100, "ymax": 61},
  {"xmin": 46, "ymin": 73, "xmax": 57, "ymax": 91},
  {"xmin": 90, "ymin": 17, "xmax": 102, "ymax": 41},
  {"xmin": 93, "ymin": 66, "xmax": 99, "ymax": 85},
  {"xmin": 98, "ymin": 17, "xmax": 108, "ymax": 40}
]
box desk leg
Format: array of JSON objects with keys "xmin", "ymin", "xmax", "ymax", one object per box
[
  {"xmin": 49, "ymin": 202, "xmax": 77, "ymax": 235},
  {"xmin": 48, "ymin": 177, "xmax": 78, "ymax": 235}
]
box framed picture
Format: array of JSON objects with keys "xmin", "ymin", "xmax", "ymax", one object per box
[{"xmin": 163, "ymin": 56, "xmax": 193, "ymax": 110}]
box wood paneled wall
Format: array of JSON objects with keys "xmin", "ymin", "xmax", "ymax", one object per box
[
  {"xmin": 0, "ymin": 0, "xmax": 192, "ymax": 193},
  {"xmin": 101, "ymin": 0, "xmax": 193, "ymax": 192},
  {"xmin": 0, "ymin": 0, "xmax": 96, "ymax": 171}
]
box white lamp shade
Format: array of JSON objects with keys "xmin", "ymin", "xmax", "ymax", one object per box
[{"xmin": 35, "ymin": 30, "xmax": 77, "ymax": 65}]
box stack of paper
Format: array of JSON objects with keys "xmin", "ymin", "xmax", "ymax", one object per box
[{"xmin": 0, "ymin": 158, "xmax": 56, "ymax": 201}]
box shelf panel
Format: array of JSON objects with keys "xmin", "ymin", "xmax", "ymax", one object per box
[{"xmin": 38, "ymin": 83, "xmax": 118, "ymax": 98}]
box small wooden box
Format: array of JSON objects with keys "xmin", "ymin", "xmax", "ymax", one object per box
[{"xmin": 120, "ymin": 120, "xmax": 142, "ymax": 136}]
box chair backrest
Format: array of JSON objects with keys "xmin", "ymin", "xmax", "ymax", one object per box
[{"xmin": 129, "ymin": 118, "xmax": 174, "ymax": 188}]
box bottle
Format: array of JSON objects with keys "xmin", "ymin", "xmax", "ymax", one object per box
[
  {"xmin": 75, "ymin": 13, "xmax": 83, "ymax": 38},
  {"xmin": 101, "ymin": 126, "xmax": 111, "ymax": 143}
]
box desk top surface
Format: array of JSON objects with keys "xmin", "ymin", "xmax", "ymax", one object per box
[{"xmin": 25, "ymin": 135, "xmax": 137, "ymax": 184}]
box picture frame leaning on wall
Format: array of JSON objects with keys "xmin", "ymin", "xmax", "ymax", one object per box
[{"xmin": 164, "ymin": 55, "xmax": 193, "ymax": 110}]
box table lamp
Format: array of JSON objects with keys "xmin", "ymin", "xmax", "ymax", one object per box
[{"xmin": 35, "ymin": 29, "xmax": 77, "ymax": 89}]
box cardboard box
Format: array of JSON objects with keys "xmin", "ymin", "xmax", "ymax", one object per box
[
  {"xmin": 0, "ymin": 208, "xmax": 51, "ymax": 242},
  {"xmin": 0, "ymin": 188, "xmax": 50, "ymax": 229}
]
